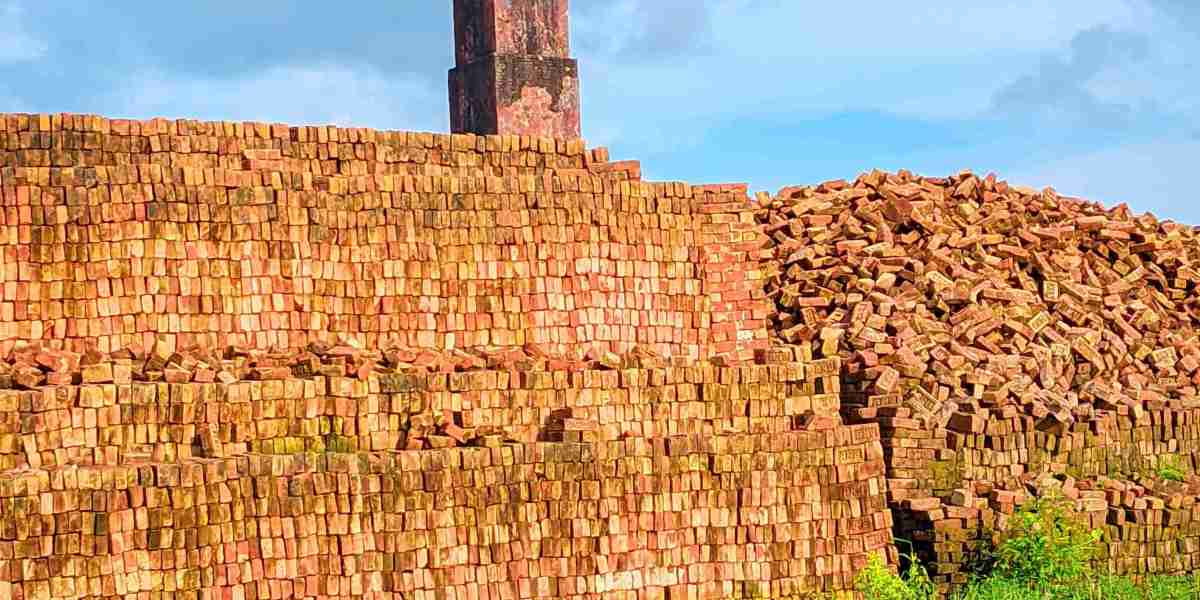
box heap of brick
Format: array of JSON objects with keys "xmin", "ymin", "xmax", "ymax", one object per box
[
  {"xmin": 760, "ymin": 169, "xmax": 1200, "ymax": 424},
  {"xmin": 758, "ymin": 169, "xmax": 1200, "ymax": 588},
  {"xmin": 0, "ymin": 345, "xmax": 838, "ymax": 469},
  {"xmin": 0, "ymin": 337, "xmax": 698, "ymax": 391},
  {"xmin": 0, "ymin": 426, "xmax": 893, "ymax": 600}
]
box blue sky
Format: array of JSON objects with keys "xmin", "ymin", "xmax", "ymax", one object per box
[{"xmin": 1, "ymin": 1, "xmax": 1197, "ymax": 221}]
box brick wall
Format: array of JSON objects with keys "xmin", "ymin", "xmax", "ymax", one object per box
[
  {"xmin": 0, "ymin": 110, "xmax": 878, "ymax": 600},
  {"xmin": 0, "ymin": 113, "xmax": 766, "ymax": 363}
]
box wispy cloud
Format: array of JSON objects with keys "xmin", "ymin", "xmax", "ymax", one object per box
[
  {"xmin": 0, "ymin": 2, "xmax": 46, "ymax": 63},
  {"xmin": 0, "ymin": 2, "xmax": 1194, "ymax": 221},
  {"xmin": 1149, "ymin": 0, "xmax": 1200, "ymax": 34},
  {"xmin": 106, "ymin": 64, "xmax": 444, "ymax": 131},
  {"xmin": 577, "ymin": 0, "xmax": 714, "ymax": 62},
  {"xmin": 991, "ymin": 26, "xmax": 1150, "ymax": 129},
  {"xmin": 575, "ymin": 0, "xmax": 1149, "ymax": 156}
]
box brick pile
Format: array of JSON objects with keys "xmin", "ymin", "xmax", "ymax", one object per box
[
  {"xmin": 0, "ymin": 338, "xmax": 677, "ymax": 391},
  {"xmin": 0, "ymin": 112, "xmax": 768, "ymax": 363},
  {"xmin": 872, "ymin": 400, "xmax": 1200, "ymax": 587},
  {"xmin": 758, "ymin": 169, "xmax": 1200, "ymax": 588},
  {"xmin": 760, "ymin": 169, "xmax": 1200, "ymax": 423},
  {"xmin": 0, "ymin": 111, "xmax": 847, "ymax": 599}
]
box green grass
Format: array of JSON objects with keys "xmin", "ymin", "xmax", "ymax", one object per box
[
  {"xmin": 954, "ymin": 576, "xmax": 1199, "ymax": 600},
  {"xmin": 856, "ymin": 496, "xmax": 1200, "ymax": 600},
  {"xmin": 857, "ymin": 559, "xmax": 1200, "ymax": 600}
]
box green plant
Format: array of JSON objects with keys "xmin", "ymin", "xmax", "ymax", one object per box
[
  {"xmin": 956, "ymin": 576, "xmax": 1043, "ymax": 600},
  {"xmin": 951, "ymin": 573, "xmax": 1200, "ymax": 600},
  {"xmin": 989, "ymin": 495, "xmax": 1100, "ymax": 588},
  {"xmin": 856, "ymin": 552, "xmax": 935, "ymax": 600},
  {"xmin": 1153, "ymin": 455, "xmax": 1187, "ymax": 482},
  {"xmin": 852, "ymin": 533, "xmax": 1199, "ymax": 599}
]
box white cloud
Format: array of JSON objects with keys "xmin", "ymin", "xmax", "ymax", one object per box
[
  {"xmin": 1149, "ymin": 0, "xmax": 1200, "ymax": 34},
  {"xmin": 707, "ymin": 0, "xmax": 1144, "ymax": 62},
  {"xmin": 578, "ymin": 0, "xmax": 1143, "ymax": 63},
  {"xmin": 102, "ymin": 64, "xmax": 444, "ymax": 131},
  {"xmin": 573, "ymin": 0, "xmax": 1155, "ymax": 157},
  {"xmin": 0, "ymin": 2, "xmax": 46, "ymax": 62},
  {"xmin": 576, "ymin": 0, "xmax": 713, "ymax": 59},
  {"xmin": 991, "ymin": 25, "xmax": 1152, "ymax": 129}
]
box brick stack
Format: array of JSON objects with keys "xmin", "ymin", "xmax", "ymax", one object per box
[
  {"xmin": 696, "ymin": 184, "xmax": 773, "ymax": 364},
  {"xmin": 898, "ymin": 472, "xmax": 1200, "ymax": 586},
  {"xmin": 0, "ymin": 343, "xmax": 839, "ymax": 466},
  {"xmin": 0, "ymin": 375, "xmax": 893, "ymax": 600},
  {"xmin": 870, "ymin": 401, "xmax": 1200, "ymax": 588},
  {"xmin": 0, "ymin": 112, "xmax": 766, "ymax": 363},
  {"xmin": 0, "ymin": 110, "xmax": 851, "ymax": 598}
]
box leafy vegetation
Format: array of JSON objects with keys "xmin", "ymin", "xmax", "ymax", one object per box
[
  {"xmin": 989, "ymin": 496, "xmax": 1099, "ymax": 586},
  {"xmin": 856, "ymin": 496, "xmax": 1200, "ymax": 600},
  {"xmin": 855, "ymin": 552, "xmax": 935, "ymax": 600},
  {"xmin": 1152, "ymin": 455, "xmax": 1188, "ymax": 482}
]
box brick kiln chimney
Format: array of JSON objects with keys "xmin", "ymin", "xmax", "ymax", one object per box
[{"xmin": 449, "ymin": 0, "xmax": 582, "ymax": 139}]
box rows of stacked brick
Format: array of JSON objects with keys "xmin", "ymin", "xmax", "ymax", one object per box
[
  {"xmin": 0, "ymin": 342, "xmax": 840, "ymax": 472},
  {"xmin": 880, "ymin": 403, "xmax": 1200, "ymax": 587},
  {"xmin": 0, "ymin": 381, "xmax": 892, "ymax": 600},
  {"xmin": 0, "ymin": 113, "xmax": 768, "ymax": 362},
  {"xmin": 901, "ymin": 472, "xmax": 1200, "ymax": 585},
  {"xmin": 757, "ymin": 168, "xmax": 1200, "ymax": 588}
]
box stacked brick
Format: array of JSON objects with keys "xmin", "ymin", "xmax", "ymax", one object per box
[
  {"xmin": 880, "ymin": 403, "xmax": 1200, "ymax": 493},
  {"xmin": 863, "ymin": 401, "xmax": 1200, "ymax": 588},
  {"xmin": 0, "ymin": 344, "xmax": 840, "ymax": 471},
  {"xmin": 899, "ymin": 472, "xmax": 1200, "ymax": 586},
  {"xmin": 0, "ymin": 397, "xmax": 892, "ymax": 600},
  {"xmin": 0, "ymin": 112, "xmax": 767, "ymax": 363},
  {"xmin": 0, "ymin": 110, "xmax": 812, "ymax": 598},
  {"xmin": 696, "ymin": 184, "xmax": 773, "ymax": 364}
]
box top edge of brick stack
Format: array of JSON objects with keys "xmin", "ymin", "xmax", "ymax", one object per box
[{"xmin": 0, "ymin": 111, "xmax": 755, "ymax": 192}]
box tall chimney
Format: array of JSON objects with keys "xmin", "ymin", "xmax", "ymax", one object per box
[{"xmin": 449, "ymin": 0, "xmax": 581, "ymax": 139}]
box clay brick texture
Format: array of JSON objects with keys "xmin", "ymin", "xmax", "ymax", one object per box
[
  {"xmin": 0, "ymin": 428, "xmax": 891, "ymax": 600},
  {"xmin": 0, "ymin": 353, "xmax": 893, "ymax": 599},
  {"xmin": 0, "ymin": 113, "xmax": 768, "ymax": 364},
  {"xmin": 0, "ymin": 112, "xmax": 875, "ymax": 600},
  {"xmin": 449, "ymin": 0, "xmax": 581, "ymax": 138},
  {"xmin": 758, "ymin": 169, "xmax": 1200, "ymax": 591},
  {"xmin": 0, "ymin": 355, "xmax": 840, "ymax": 471}
]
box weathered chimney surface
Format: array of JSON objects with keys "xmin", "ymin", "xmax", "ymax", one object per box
[{"xmin": 450, "ymin": 0, "xmax": 581, "ymax": 139}]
